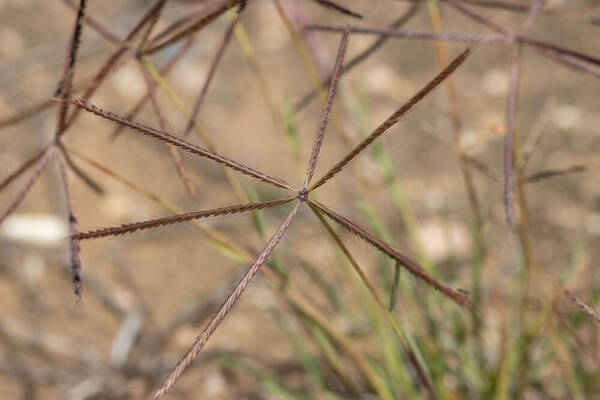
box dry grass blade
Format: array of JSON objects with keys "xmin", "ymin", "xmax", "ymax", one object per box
[
  {"xmin": 148, "ymin": 3, "xmax": 215, "ymax": 44},
  {"xmin": 519, "ymin": 37, "xmax": 600, "ymax": 68},
  {"xmin": 399, "ymin": 0, "xmax": 549, "ymax": 14},
  {"xmin": 463, "ymin": 154, "xmax": 500, "ymax": 182},
  {"xmin": 139, "ymin": 62, "xmax": 198, "ymax": 198},
  {"xmin": 57, "ymin": 158, "xmax": 83, "ymax": 300},
  {"xmin": 69, "ymin": 99, "xmax": 296, "ymax": 190},
  {"xmin": 154, "ymin": 201, "xmax": 301, "ymax": 399},
  {"xmin": 64, "ymin": 146, "xmax": 250, "ymax": 258},
  {"xmin": 522, "ymin": 165, "xmax": 588, "ymax": 184},
  {"xmin": 142, "ymin": 0, "xmax": 243, "ymax": 55},
  {"xmin": 63, "ymin": 48, "xmax": 125, "ymax": 130},
  {"xmin": 537, "ymin": 48, "xmax": 600, "ymax": 80},
  {"xmin": 0, "ymin": 148, "xmax": 47, "ymax": 192},
  {"xmin": 55, "ymin": 0, "xmax": 87, "ymax": 136},
  {"xmin": 504, "ymin": 46, "xmax": 520, "ymax": 226},
  {"xmin": 125, "ymin": 0, "xmax": 170, "ymax": 41},
  {"xmin": 306, "ymin": 25, "xmax": 508, "ymax": 44},
  {"xmin": 75, "ymin": 197, "xmax": 296, "ymax": 240},
  {"xmin": 136, "ymin": 1, "xmax": 165, "ymax": 50},
  {"xmin": 64, "ymin": 0, "xmax": 169, "ymax": 131},
  {"xmin": 304, "ymin": 28, "xmax": 349, "ymax": 187},
  {"xmin": 308, "ymin": 0, "xmax": 363, "ymax": 19},
  {"xmin": 520, "ymin": 0, "xmax": 548, "ymax": 34},
  {"xmin": 311, "ymin": 48, "xmax": 470, "ymax": 191},
  {"xmin": 434, "ymin": 0, "xmax": 530, "ymax": 12},
  {"xmin": 444, "ymin": 0, "xmax": 511, "ymax": 37},
  {"xmin": 564, "ymin": 290, "xmax": 600, "ymax": 324},
  {"xmin": 295, "ymin": 2, "xmax": 420, "ymax": 112},
  {"xmin": 0, "ymin": 98, "xmax": 56, "ymax": 131},
  {"xmin": 0, "ymin": 147, "xmax": 57, "ymax": 225},
  {"xmin": 166, "ymin": 145, "xmax": 198, "ymax": 198},
  {"xmin": 0, "ymin": 75, "xmax": 95, "ymax": 131},
  {"xmin": 65, "ymin": 144, "xmax": 394, "ymax": 400},
  {"xmin": 185, "ymin": 11, "xmax": 243, "ymax": 136},
  {"xmin": 110, "ymin": 37, "xmax": 196, "ymax": 141},
  {"xmin": 59, "ymin": 146, "xmax": 105, "ymax": 195},
  {"xmin": 441, "ymin": 0, "xmax": 596, "ymax": 22},
  {"xmin": 61, "ymin": 0, "xmax": 120, "ymax": 44},
  {"xmin": 310, "ymin": 205, "xmax": 438, "ymax": 399},
  {"xmin": 427, "ymin": 0, "xmax": 484, "ymax": 237},
  {"xmin": 309, "ymin": 199, "xmax": 471, "ymax": 308}
]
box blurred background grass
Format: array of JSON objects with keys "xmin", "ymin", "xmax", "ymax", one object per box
[{"xmin": 0, "ymin": 0, "xmax": 599, "ymax": 398}]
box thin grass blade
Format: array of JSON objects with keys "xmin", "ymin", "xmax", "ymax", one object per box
[
  {"xmin": 310, "ymin": 48, "xmax": 470, "ymax": 191},
  {"xmin": 142, "ymin": 0, "xmax": 242, "ymax": 55},
  {"xmin": 304, "ymin": 27, "xmax": 349, "ymax": 187},
  {"xmin": 57, "ymin": 157, "xmax": 83, "ymax": 300},
  {"xmin": 389, "ymin": 262, "xmax": 401, "ymax": 311},
  {"xmin": 64, "ymin": 0, "xmax": 169, "ymax": 131},
  {"xmin": 295, "ymin": 3, "xmax": 420, "ymax": 112},
  {"xmin": 463, "ymin": 154, "xmax": 500, "ymax": 182},
  {"xmin": 308, "ymin": 199, "xmax": 471, "ymax": 308},
  {"xmin": 564, "ymin": 289, "xmax": 600, "ymax": 324},
  {"xmin": 0, "ymin": 148, "xmax": 47, "ymax": 193},
  {"xmin": 519, "ymin": 37, "xmax": 600, "ymax": 68},
  {"xmin": 308, "ymin": 0, "xmax": 363, "ymax": 19},
  {"xmin": 306, "ymin": 25, "xmax": 508, "ymax": 44},
  {"xmin": 0, "ymin": 147, "xmax": 57, "ymax": 225},
  {"xmin": 519, "ymin": 0, "xmax": 548, "ymax": 34},
  {"xmin": 69, "ymin": 99, "xmax": 295, "ymax": 190},
  {"xmin": 154, "ymin": 201, "xmax": 301, "ymax": 399},
  {"xmin": 444, "ymin": 0, "xmax": 511, "ymax": 36},
  {"xmin": 534, "ymin": 47, "xmax": 600, "ymax": 80},
  {"xmin": 310, "ymin": 205, "xmax": 438, "ymax": 399},
  {"xmin": 504, "ymin": 46, "xmax": 520, "ymax": 226},
  {"xmin": 59, "ymin": 146, "xmax": 105, "ymax": 195},
  {"xmin": 61, "ymin": 0, "xmax": 119, "ymax": 44},
  {"xmin": 522, "ymin": 165, "xmax": 588, "ymax": 184},
  {"xmin": 65, "ymin": 146, "xmax": 393, "ymax": 400},
  {"xmin": 282, "ymin": 97, "xmax": 300, "ymax": 158},
  {"xmin": 64, "ymin": 146, "xmax": 251, "ymax": 262},
  {"xmin": 55, "ymin": 0, "xmax": 87, "ymax": 136},
  {"xmin": 75, "ymin": 197, "xmax": 296, "ymax": 240},
  {"xmin": 0, "ymin": 98, "xmax": 56, "ymax": 131},
  {"xmin": 110, "ymin": 37, "xmax": 196, "ymax": 141},
  {"xmin": 138, "ymin": 61, "xmax": 198, "ymax": 198},
  {"xmin": 184, "ymin": 9, "xmax": 243, "ymax": 136}
]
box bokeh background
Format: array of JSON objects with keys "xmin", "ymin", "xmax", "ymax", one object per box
[{"xmin": 1, "ymin": 0, "xmax": 599, "ymax": 398}]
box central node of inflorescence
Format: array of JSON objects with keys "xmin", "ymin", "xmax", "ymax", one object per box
[{"xmin": 297, "ymin": 188, "xmax": 308, "ymax": 202}]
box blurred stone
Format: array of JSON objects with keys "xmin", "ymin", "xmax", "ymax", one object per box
[
  {"xmin": 100, "ymin": 193, "xmax": 151, "ymax": 221},
  {"xmin": 109, "ymin": 310, "xmax": 144, "ymax": 368},
  {"xmin": 482, "ymin": 69, "xmax": 508, "ymax": 97},
  {"xmin": 547, "ymin": 0, "xmax": 567, "ymax": 7},
  {"xmin": 250, "ymin": 285, "xmax": 275, "ymax": 309},
  {"xmin": 256, "ymin": 3, "xmax": 288, "ymax": 51},
  {"xmin": 0, "ymin": 26, "xmax": 25, "ymax": 57},
  {"xmin": 585, "ymin": 213, "xmax": 600, "ymax": 235},
  {"xmin": 554, "ymin": 206, "xmax": 581, "ymax": 230},
  {"xmin": 176, "ymin": 62, "xmax": 209, "ymax": 96},
  {"xmin": 364, "ymin": 64, "xmax": 403, "ymax": 97},
  {"xmin": 22, "ymin": 252, "xmax": 45, "ymax": 282},
  {"xmin": 174, "ymin": 325, "xmax": 198, "ymax": 347},
  {"xmin": 553, "ymin": 104, "xmax": 582, "ymax": 130},
  {"xmin": 203, "ymin": 369, "xmax": 226, "ymax": 397},
  {"xmin": 0, "ymin": 213, "xmax": 68, "ymax": 248},
  {"xmin": 0, "ymin": 93, "xmax": 15, "ymax": 116},
  {"xmin": 424, "ymin": 186, "xmax": 445, "ymax": 212},
  {"xmin": 111, "ymin": 63, "xmax": 146, "ymax": 100},
  {"xmin": 417, "ymin": 218, "xmax": 470, "ymax": 261}
]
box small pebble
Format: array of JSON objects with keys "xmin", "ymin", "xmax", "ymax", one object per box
[{"xmin": 482, "ymin": 69, "xmax": 508, "ymax": 97}]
